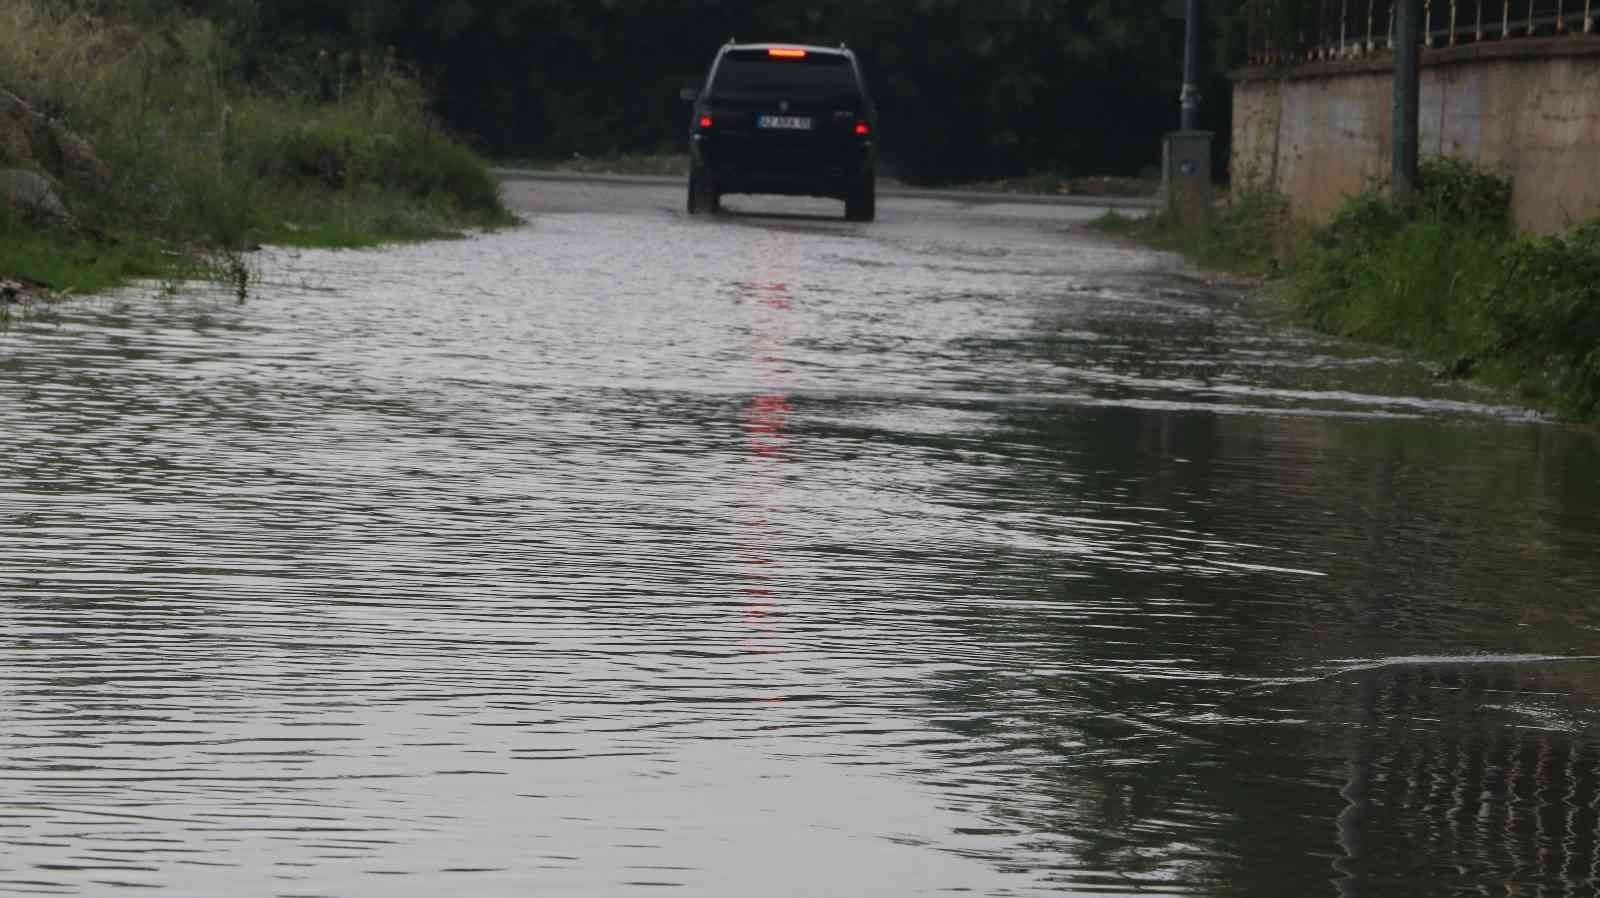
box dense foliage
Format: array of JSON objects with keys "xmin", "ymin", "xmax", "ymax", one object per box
[
  {"xmin": 1, "ymin": 0, "xmax": 512, "ymax": 298},
  {"xmin": 1106, "ymin": 157, "xmax": 1600, "ymax": 420},
  {"xmin": 52, "ymin": 0, "xmax": 1243, "ymax": 182}
]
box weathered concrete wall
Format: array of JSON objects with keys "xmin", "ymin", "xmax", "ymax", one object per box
[{"xmin": 1233, "ymin": 38, "xmax": 1600, "ymax": 233}]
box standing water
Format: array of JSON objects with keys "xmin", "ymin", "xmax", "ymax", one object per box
[{"xmin": 4, "ymin": 182, "xmax": 1600, "ymax": 897}]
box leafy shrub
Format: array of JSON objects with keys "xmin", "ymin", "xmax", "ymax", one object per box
[
  {"xmin": 1, "ymin": 0, "xmax": 510, "ymax": 279},
  {"xmin": 1285, "ymin": 157, "xmax": 1600, "ymax": 418},
  {"xmin": 1470, "ymin": 222, "xmax": 1600, "ymax": 416},
  {"xmin": 1416, "ymin": 156, "xmax": 1513, "ymax": 228},
  {"xmin": 1104, "ymin": 155, "xmax": 1600, "ymax": 419},
  {"xmin": 1092, "ymin": 184, "xmax": 1296, "ymax": 280},
  {"xmin": 1198, "ymin": 185, "xmax": 1293, "ymax": 274},
  {"xmin": 1289, "ymin": 158, "xmax": 1512, "ymax": 348}
]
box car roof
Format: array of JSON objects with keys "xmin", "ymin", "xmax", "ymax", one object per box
[{"xmin": 722, "ymin": 42, "xmax": 852, "ymax": 58}]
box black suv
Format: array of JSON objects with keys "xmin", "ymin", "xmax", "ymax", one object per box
[{"xmin": 686, "ymin": 42, "xmax": 877, "ymax": 221}]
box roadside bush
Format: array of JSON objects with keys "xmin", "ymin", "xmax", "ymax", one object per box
[
  {"xmin": 1097, "ymin": 154, "xmax": 1600, "ymax": 420},
  {"xmin": 1289, "ymin": 158, "xmax": 1513, "ymax": 356},
  {"xmin": 1092, "ymin": 184, "xmax": 1296, "ymax": 280},
  {"xmin": 380, "ymin": 133, "xmax": 503, "ymax": 213},
  {"xmin": 245, "ymin": 117, "xmax": 502, "ymax": 217},
  {"xmin": 1191, "ymin": 185, "xmax": 1294, "ymax": 275},
  {"xmin": 1470, "ymin": 221, "xmax": 1600, "ymax": 416},
  {"xmin": 1286, "ymin": 157, "xmax": 1600, "ymax": 418},
  {"xmin": 1416, "ymin": 155, "xmax": 1514, "ymax": 227},
  {"xmin": 0, "ymin": 0, "xmax": 510, "ymax": 293}
]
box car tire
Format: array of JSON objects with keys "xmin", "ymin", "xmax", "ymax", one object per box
[
  {"xmin": 688, "ymin": 166, "xmax": 719, "ymax": 215},
  {"xmin": 845, "ymin": 176, "xmax": 876, "ymax": 222}
]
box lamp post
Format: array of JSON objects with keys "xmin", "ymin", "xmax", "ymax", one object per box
[
  {"xmin": 1181, "ymin": 0, "xmax": 1202, "ymax": 131},
  {"xmin": 1164, "ymin": 0, "xmax": 1212, "ymax": 224}
]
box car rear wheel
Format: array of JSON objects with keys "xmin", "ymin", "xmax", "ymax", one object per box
[
  {"xmin": 845, "ymin": 176, "xmax": 875, "ymax": 222},
  {"xmin": 687, "ymin": 167, "xmax": 720, "ymax": 215}
]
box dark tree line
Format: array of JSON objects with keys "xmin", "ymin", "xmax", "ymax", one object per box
[{"xmin": 65, "ymin": 0, "xmax": 1247, "ymax": 181}]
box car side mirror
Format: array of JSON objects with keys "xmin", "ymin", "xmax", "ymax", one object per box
[{"xmin": 678, "ymin": 86, "xmax": 699, "ymax": 102}]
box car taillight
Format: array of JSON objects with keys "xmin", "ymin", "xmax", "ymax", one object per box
[
  {"xmin": 768, "ymin": 48, "xmax": 807, "ymax": 59},
  {"xmin": 854, "ymin": 121, "xmax": 870, "ymax": 136}
]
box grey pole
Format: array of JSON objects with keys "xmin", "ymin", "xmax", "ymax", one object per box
[
  {"xmin": 1181, "ymin": 0, "xmax": 1202, "ymax": 131},
  {"xmin": 1392, "ymin": 0, "xmax": 1421, "ymax": 200},
  {"xmin": 1165, "ymin": 0, "xmax": 1211, "ymax": 224}
]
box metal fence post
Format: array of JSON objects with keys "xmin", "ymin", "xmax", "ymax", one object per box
[
  {"xmin": 1240, "ymin": 0, "xmax": 1596, "ymax": 64},
  {"xmin": 1394, "ymin": 0, "xmax": 1422, "ymax": 201}
]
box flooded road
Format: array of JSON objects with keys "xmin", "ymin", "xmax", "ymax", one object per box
[{"xmin": 4, "ymin": 179, "xmax": 1600, "ymax": 897}]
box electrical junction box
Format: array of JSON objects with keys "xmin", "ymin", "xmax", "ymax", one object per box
[{"xmin": 1163, "ymin": 130, "xmax": 1213, "ymax": 226}]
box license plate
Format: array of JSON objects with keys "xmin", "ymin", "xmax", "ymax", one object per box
[{"xmin": 758, "ymin": 115, "xmax": 812, "ymax": 130}]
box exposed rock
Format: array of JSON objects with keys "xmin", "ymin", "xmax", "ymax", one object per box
[
  {"xmin": 0, "ymin": 168, "xmax": 68, "ymax": 220},
  {"xmin": 0, "ymin": 87, "xmax": 111, "ymax": 188},
  {"xmin": 1, "ymin": 275, "xmax": 52, "ymax": 304}
]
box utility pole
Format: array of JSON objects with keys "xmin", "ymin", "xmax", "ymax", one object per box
[
  {"xmin": 1181, "ymin": 0, "xmax": 1202, "ymax": 131},
  {"xmin": 1164, "ymin": 0, "xmax": 1212, "ymax": 224},
  {"xmin": 1393, "ymin": 0, "xmax": 1422, "ymax": 200}
]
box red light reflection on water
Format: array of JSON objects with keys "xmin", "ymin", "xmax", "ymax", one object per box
[
  {"xmin": 740, "ymin": 392, "xmax": 791, "ymax": 662},
  {"xmin": 737, "ymin": 274, "xmax": 794, "ymax": 673},
  {"xmin": 744, "ymin": 393, "xmax": 792, "ymax": 458}
]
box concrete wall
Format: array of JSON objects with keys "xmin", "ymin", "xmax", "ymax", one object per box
[{"xmin": 1232, "ymin": 38, "xmax": 1600, "ymax": 233}]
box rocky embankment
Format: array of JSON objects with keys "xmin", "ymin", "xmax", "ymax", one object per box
[
  {"xmin": 1, "ymin": 86, "xmax": 109, "ymax": 225},
  {"xmin": 2, "ymin": 86, "xmax": 116, "ymax": 306}
]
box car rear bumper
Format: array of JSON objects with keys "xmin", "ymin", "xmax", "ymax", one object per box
[{"xmin": 692, "ymin": 137, "xmax": 874, "ymax": 199}]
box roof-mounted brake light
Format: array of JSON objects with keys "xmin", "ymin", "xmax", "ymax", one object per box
[{"xmin": 768, "ymin": 48, "xmax": 808, "ymax": 59}]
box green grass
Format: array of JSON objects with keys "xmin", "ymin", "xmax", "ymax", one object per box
[
  {"xmin": 1092, "ymin": 186, "xmax": 1296, "ymax": 279},
  {"xmin": 0, "ymin": 205, "xmax": 191, "ymax": 295},
  {"xmin": 526, "ymin": 152, "xmax": 691, "ymax": 177},
  {"xmin": 1093, "ymin": 158, "xmax": 1600, "ymax": 421},
  {"xmin": 0, "ymin": 1, "xmax": 514, "ymax": 299}
]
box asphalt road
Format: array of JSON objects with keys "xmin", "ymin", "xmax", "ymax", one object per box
[{"xmin": 493, "ymin": 166, "xmax": 1160, "ymax": 214}]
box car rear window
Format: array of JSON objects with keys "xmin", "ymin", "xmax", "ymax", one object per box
[{"xmin": 710, "ymin": 50, "xmax": 859, "ymax": 102}]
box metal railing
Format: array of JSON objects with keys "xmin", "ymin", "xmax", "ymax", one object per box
[{"xmin": 1247, "ymin": 1, "xmax": 1598, "ymax": 65}]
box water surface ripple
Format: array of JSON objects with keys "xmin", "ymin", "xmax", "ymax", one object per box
[{"xmin": 3, "ymin": 185, "xmax": 1600, "ymax": 897}]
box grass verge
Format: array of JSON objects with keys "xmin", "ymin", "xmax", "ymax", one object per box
[
  {"xmin": 1091, "ymin": 158, "xmax": 1600, "ymax": 421},
  {"xmin": 0, "ymin": 1, "xmax": 515, "ymax": 300},
  {"xmin": 522, "ymin": 153, "xmax": 691, "ymax": 178},
  {"xmin": 942, "ymin": 172, "xmax": 1159, "ymax": 198},
  {"xmin": 1093, "ymin": 186, "xmax": 1299, "ymax": 279}
]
